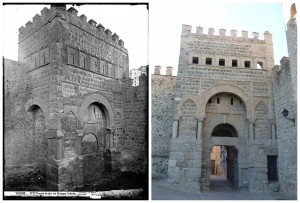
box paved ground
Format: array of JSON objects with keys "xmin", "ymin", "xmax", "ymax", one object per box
[{"xmin": 152, "ymin": 176, "xmax": 297, "ymax": 200}]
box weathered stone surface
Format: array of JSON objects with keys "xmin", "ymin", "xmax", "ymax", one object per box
[
  {"xmin": 4, "ymin": 5, "xmax": 147, "ymax": 192},
  {"xmin": 152, "ymin": 21, "xmax": 296, "ymax": 195}
]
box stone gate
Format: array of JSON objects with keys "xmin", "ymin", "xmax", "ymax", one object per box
[
  {"xmin": 4, "ymin": 4, "xmax": 148, "ymax": 191},
  {"xmin": 152, "ymin": 25, "xmax": 279, "ymax": 192}
]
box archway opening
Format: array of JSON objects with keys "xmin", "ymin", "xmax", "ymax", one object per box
[
  {"xmin": 210, "ymin": 124, "xmax": 239, "ymax": 190},
  {"xmin": 81, "ymin": 103, "xmax": 109, "ymax": 185},
  {"xmin": 27, "ymin": 105, "xmax": 47, "ymax": 186},
  {"xmin": 210, "ymin": 145, "xmax": 239, "ymax": 190},
  {"xmin": 212, "ymin": 123, "xmax": 238, "ymax": 137}
]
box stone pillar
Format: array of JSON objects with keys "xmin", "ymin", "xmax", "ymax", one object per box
[
  {"xmin": 166, "ymin": 66, "xmax": 173, "ymax": 76},
  {"xmin": 195, "ymin": 116, "xmax": 205, "ymax": 140},
  {"xmin": 247, "ymin": 118, "xmax": 255, "ymax": 140},
  {"xmin": 172, "ymin": 115, "xmax": 181, "ymax": 138},
  {"xmin": 106, "ymin": 128, "xmax": 112, "ymax": 148},
  {"xmin": 154, "ymin": 65, "xmax": 161, "ymax": 75},
  {"xmin": 110, "ymin": 128, "xmax": 115, "ymax": 148},
  {"xmin": 45, "ymin": 128, "xmax": 66, "ymax": 190},
  {"xmin": 55, "ymin": 137, "xmax": 65, "ymax": 160},
  {"xmin": 270, "ymin": 120, "xmax": 276, "ymax": 145}
]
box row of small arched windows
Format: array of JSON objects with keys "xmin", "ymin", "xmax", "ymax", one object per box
[{"xmin": 192, "ymin": 57, "xmax": 263, "ymax": 69}]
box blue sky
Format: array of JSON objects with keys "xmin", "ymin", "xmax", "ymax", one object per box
[{"xmin": 149, "ymin": 1, "xmax": 288, "ymax": 75}]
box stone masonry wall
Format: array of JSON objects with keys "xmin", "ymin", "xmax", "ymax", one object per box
[
  {"xmin": 4, "ymin": 59, "xmax": 31, "ymax": 166},
  {"xmin": 123, "ymin": 74, "xmax": 148, "ymax": 173},
  {"xmin": 271, "ymin": 3, "xmax": 297, "ymax": 195},
  {"xmin": 165, "ymin": 25, "xmax": 277, "ymax": 192},
  {"xmin": 285, "ymin": 7, "xmax": 297, "ymax": 101},
  {"xmin": 151, "ymin": 74, "xmax": 176, "ymax": 178},
  {"xmin": 180, "ymin": 25, "xmax": 274, "ymax": 72},
  {"xmin": 4, "ymin": 5, "xmax": 136, "ymax": 191},
  {"xmin": 273, "ymin": 59, "xmax": 297, "ymax": 194}
]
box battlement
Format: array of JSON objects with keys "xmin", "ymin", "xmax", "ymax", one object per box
[
  {"xmin": 154, "ymin": 65, "xmax": 174, "ymax": 76},
  {"xmin": 18, "ymin": 5, "xmax": 125, "ymax": 48},
  {"xmin": 182, "ymin": 25, "xmax": 272, "ymax": 43}
]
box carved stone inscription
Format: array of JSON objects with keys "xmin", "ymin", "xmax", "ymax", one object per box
[
  {"xmin": 182, "ymin": 78, "xmax": 200, "ymax": 94},
  {"xmin": 187, "ymin": 40, "xmax": 252, "ymax": 57},
  {"xmin": 63, "ymin": 66, "xmax": 105, "ymax": 90},
  {"xmin": 200, "ymin": 79, "xmax": 217, "ymax": 91},
  {"xmin": 62, "ymin": 66, "xmax": 122, "ymax": 105},
  {"xmin": 186, "ymin": 38, "xmax": 266, "ymax": 58},
  {"xmin": 187, "ymin": 66, "xmax": 269, "ymax": 82},
  {"xmin": 253, "ymin": 82, "xmax": 269, "ymax": 96},
  {"xmin": 66, "ymin": 24, "xmax": 128, "ymax": 68}
]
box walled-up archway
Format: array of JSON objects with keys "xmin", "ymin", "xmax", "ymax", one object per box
[
  {"xmin": 27, "ymin": 105, "xmax": 47, "ymax": 186},
  {"xmin": 81, "ymin": 102, "xmax": 109, "ymax": 185}
]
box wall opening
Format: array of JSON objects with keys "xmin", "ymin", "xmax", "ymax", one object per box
[
  {"xmin": 212, "ymin": 123, "xmax": 238, "ymax": 137},
  {"xmin": 257, "ymin": 61, "xmax": 263, "ymax": 69},
  {"xmin": 232, "ymin": 60, "xmax": 238, "ymax": 67},
  {"xmin": 82, "ymin": 103, "xmax": 109, "ymax": 185},
  {"xmin": 82, "ymin": 133, "xmax": 98, "ymax": 155},
  {"xmin": 219, "ymin": 59, "xmax": 225, "ymax": 66},
  {"xmin": 267, "ymin": 155, "xmax": 278, "ymax": 181},
  {"xmin": 210, "ymin": 145, "xmax": 239, "ymax": 190},
  {"xmin": 192, "ymin": 57, "xmax": 199, "ymax": 64},
  {"xmin": 27, "ymin": 105, "xmax": 47, "ymax": 185},
  {"xmin": 206, "ymin": 58, "xmax": 212, "ymax": 65},
  {"xmin": 244, "ymin": 61, "xmax": 250, "ymax": 68}
]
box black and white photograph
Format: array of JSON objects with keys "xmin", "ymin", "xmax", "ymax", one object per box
[
  {"xmin": 150, "ymin": 1, "xmax": 297, "ymax": 200},
  {"xmin": 2, "ymin": 0, "xmax": 298, "ymax": 201},
  {"xmin": 3, "ymin": 3, "xmax": 148, "ymax": 200}
]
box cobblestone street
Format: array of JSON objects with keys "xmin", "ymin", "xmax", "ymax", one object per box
[{"xmin": 152, "ymin": 176, "xmax": 297, "ymax": 200}]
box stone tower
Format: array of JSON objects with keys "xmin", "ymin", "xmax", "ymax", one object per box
[
  {"xmin": 272, "ymin": 2, "xmax": 297, "ymax": 195},
  {"xmin": 5, "ymin": 5, "xmax": 147, "ymax": 191},
  {"xmin": 166, "ymin": 25, "xmax": 278, "ymax": 191}
]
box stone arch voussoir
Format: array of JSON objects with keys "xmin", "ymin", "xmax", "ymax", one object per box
[
  {"xmin": 25, "ymin": 97, "xmax": 49, "ymax": 123},
  {"xmin": 79, "ymin": 94, "xmax": 114, "ymax": 128},
  {"xmin": 198, "ymin": 83, "xmax": 253, "ymax": 118}
]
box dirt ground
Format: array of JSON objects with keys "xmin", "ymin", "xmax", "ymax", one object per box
[{"xmin": 152, "ymin": 175, "xmax": 297, "ymax": 200}]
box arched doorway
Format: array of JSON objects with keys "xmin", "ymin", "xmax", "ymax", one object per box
[
  {"xmin": 202, "ymin": 92, "xmax": 246, "ymax": 191},
  {"xmin": 81, "ymin": 102, "xmax": 110, "ymax": 185},
  {"xmin": 210, "ymin": 124, "xmax": 239, "ymax": 190}
]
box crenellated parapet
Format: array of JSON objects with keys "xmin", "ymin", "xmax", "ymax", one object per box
[
  {"xmin": 182, "ymin": 25, "xmax": 272, "ymax": 43},
  {"xmin": 18, "ymin": 5, "xmax": 126, "ymax": 51}
]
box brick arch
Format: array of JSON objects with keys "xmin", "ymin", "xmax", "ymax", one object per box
[
  {"xmin": 79, "ymin": 94, "xmax": 114, "ymax": 128},
  {"xmin": 25, "ymin": 97, "xmax": 49, "ymax": 122},
  {"xmin": 177, "ymin": 95, "xmax": 199, "ymax": 116},
  {"xmin": 197, "ymin": 83, "xmax": 253, "ymax": 118}
]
